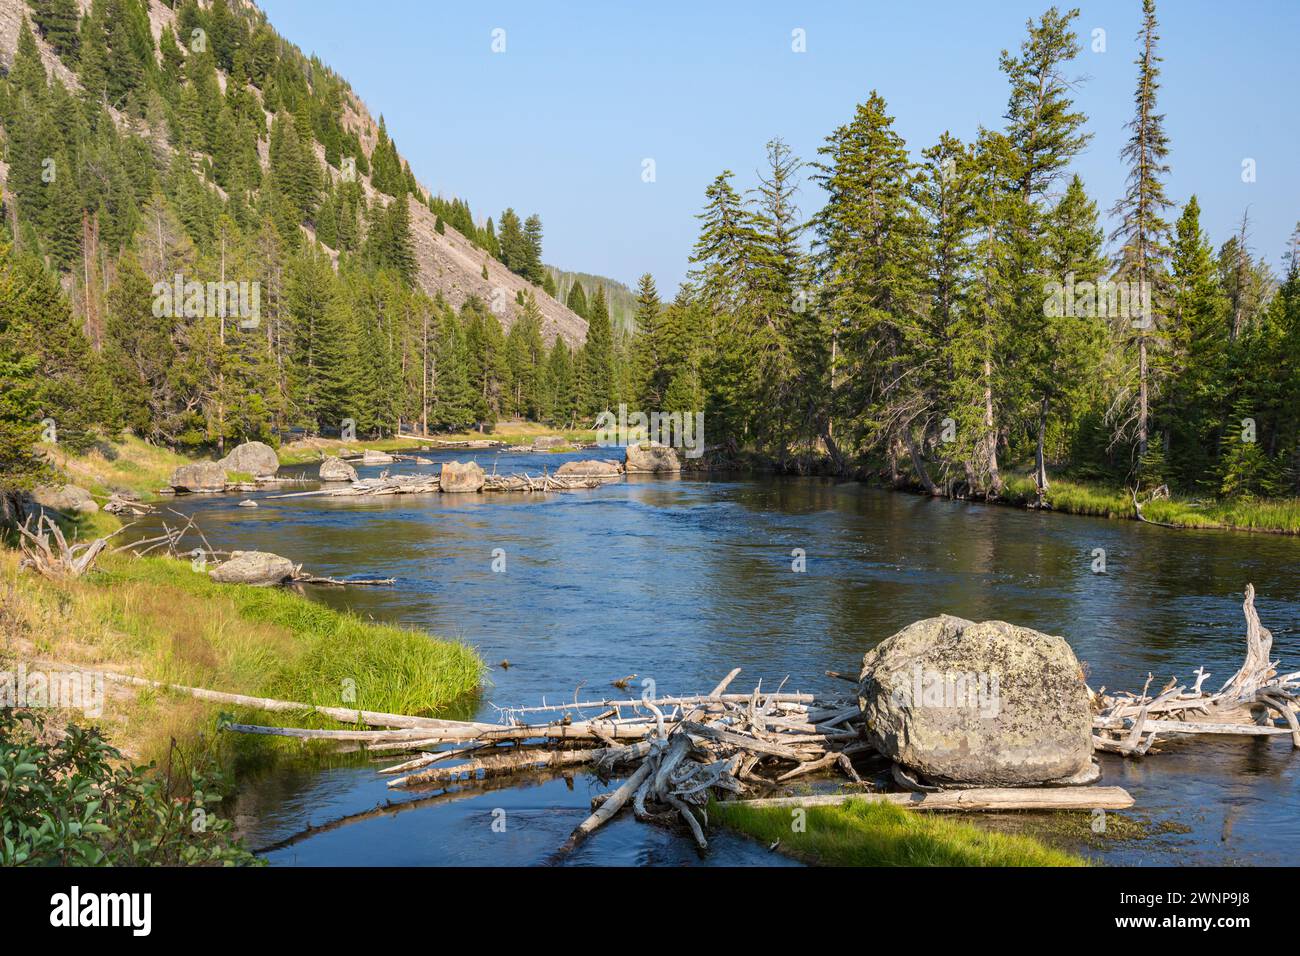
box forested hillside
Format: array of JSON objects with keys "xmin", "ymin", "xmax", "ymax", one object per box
[{"xmin": 0, "ymin": 0, "xmax": 601, "ymax": 484}]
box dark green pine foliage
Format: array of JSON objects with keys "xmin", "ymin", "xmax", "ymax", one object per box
[
  {"xmin": 29, "ymin": 0, "xmax": 81, "ymax": 65},
  {"xmin": 810, "ymin": 91, "xmax": 922, "ymax": 463},
  {"xmin": 581, "ymin": 284, "xmax": 614, "ymax": 416}
]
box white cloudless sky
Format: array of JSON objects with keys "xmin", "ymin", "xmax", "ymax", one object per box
[{"xmin": 259, "ymin": 0, "xmax": 1300, "ymax": 291}]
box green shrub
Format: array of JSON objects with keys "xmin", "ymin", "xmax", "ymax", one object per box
[{"xmin": 0, "ymin": 708, "xmax": 259, "ymax": 866}]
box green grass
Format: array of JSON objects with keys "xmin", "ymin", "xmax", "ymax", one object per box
[
  {"xmin": 48, "ymin": 434, "xmax": 193, "ymax": 500},
  {"xmin": 2, "ymin": 550, "xmax": 484, "ymax": 772},
  {"xmin": 1001, "ymin": 475, "xmax": 1300, "ymax": 534},
  {"xmin": 712, "ymin": 798, "xmax": 1086, "ymax": 867}
]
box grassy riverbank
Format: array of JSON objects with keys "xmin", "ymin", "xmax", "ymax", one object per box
[
  {"xmin": 0, "ymin": 550, "xmax": 484, "ymax": 774},
  {"xmin": 713, "ymin": 798, "xmax": 1085, "ymax": 866},
  {"xmin": 1000, "ymin": 475, "xmax": 1300, "ymax": 534},
  {"xmin": 46, "ymin": 434, "xmax": 193, "ymax": 501}
]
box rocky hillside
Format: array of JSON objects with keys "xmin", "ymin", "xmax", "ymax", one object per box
[{"xmin": 0, "ymin": 0, "xmax": 589, "ymax": 346}]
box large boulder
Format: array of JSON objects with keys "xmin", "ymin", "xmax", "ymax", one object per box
[
  {"xmin": 624, "ymin": 441, "xmax": 681, "ymax": 474},
  {"xmin": 218, "ymin": 441, "xmax": 280, "ymax": 478},
  {"xmin": 362, "ymin": 449, "xmax": 395, "ymax": 464},
  {"xmin": 858, "ymin": 615, "xmax": 1094, "ymax": 787},
  {"xmin": 439, "ymin": 460, "xmax": 485, "ymax": 493},
  {"xmin": 31, "ymin": 484, "xmax": 99, "ymax": 514},
  {"xmin": 319, "ymin": 456, "xmax": 359, "ymax": 482},
  {"xmin": 168, "ymin": 461, "xmax": 228, "ymax": 493},
  {"xmin": 208, "ymin": 551, "xmax": 297, "ymax": 586},
  {"xmin": 534, "ymin": 436, "xmax": 570, "ymax": 450},
  {"xmin": 555, "ymin": 459, "xmax": 623, "ymax": 478}
]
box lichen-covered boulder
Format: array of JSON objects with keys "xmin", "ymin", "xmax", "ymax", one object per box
[
  {"xmin": 439, "ymin": 460, "xmax": 485, "ymax": 493},
  {"xmin": 168, "ymin": 461, "xmax": 228, "ymax": 493},
  {"xmin": 858, "ymin": 615, "xmax": 1094, "ymax": 786},
  {"xmin": 319, "ymin": 456, "xmax": 359, "ymax": 482},
  {"xmin": 624, "ymin": 441, "xmax": 681, "ymax": 474},
  {"xmin": 555, "ymin": 459, "xmax": 623, "ymax": 478},
  {"xmin": 218, "ymin": 441, "xmax": 280, "ymax": 478},
  {"xmin": 31, "ymin": 484, "xmax": 99, "ymax": 514},
  {"xmin": 208, "ymin": 551, "xmax": 296, "ymax": 586}
]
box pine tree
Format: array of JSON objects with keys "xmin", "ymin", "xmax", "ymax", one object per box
[
  {"xmin": 810, "ymin": 92, "xmax": 922, "ymax": 468},
  {"xmin": 1110, "ymin": 0, "xmax": 1173, "ymax": 466},
  {"xmin": 31, "ymin": 0, "xmax": 82, "ymax": 65},
  {"xmin": 581, "ymin": 284, "xmax": 614, "ymax": 417},
  {"xmin": 0, "ymin": 241, "xmax": 53, "ymax": 521},
  {"xmin": 566, "ymin": 279, "xmax": 588, "ymax": 318}
]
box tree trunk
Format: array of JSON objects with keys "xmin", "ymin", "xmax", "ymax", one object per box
[
  {"xmin": 1138, "ymin": 335, "xmax": 1149, "ymax": 460},
  {"xmin": 904, "ymin": 425, "xmax": 941, "ymax": 496},
  {"xmin": 1035, "ymin": 396, "xmax": 1050, "ymax": 496},
  {"xmin": 983, "ymin": 357, "xmax": 1002, "ymax": 497}
]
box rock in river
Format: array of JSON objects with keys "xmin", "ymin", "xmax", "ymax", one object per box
[
  {"xmin": 319, "ymin": 456, "xmax": 359, "ymax": 482},
  {"xmin": 440, "ymin": 460, "xmax": 485, "ymax": 493},
  {"xmin": 218, "ymin": 440, "xmax": 280, "ymax": 478},
  {"xmin": 858, "ymin": 615, "xmax": 1094, "ymax": 786},
  {"xmin": 624, "ymin": 441, "xmax": 681, "ymax": 474},
  {"xmin": 208, "ymin": 551, "xmax": 297, "ymax": 586},
  {"xmin": 168, "ymin": 461, "xmax": 228, "ymax": 493},
  {"xmin": 555, "ymin": 459, "xmax": 623, "ymax": 478}
]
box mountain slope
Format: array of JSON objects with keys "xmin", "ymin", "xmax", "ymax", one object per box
[{"xmin": 0, "ymin": 0, "xmax": 588, "ymax": 346}]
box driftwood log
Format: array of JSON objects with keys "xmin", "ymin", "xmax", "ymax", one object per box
[
  {"xmin": 1090, "ymin": 584, "xmax": 1299, "ymax": 755},
  {"xmin": 736, "ymin": 786, "xmax": 1135, "ymax": 812}
]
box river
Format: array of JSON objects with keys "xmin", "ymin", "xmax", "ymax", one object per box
[{"xmin": 146, "ymin": 447, "xmax": 1300, "ymax": 866}]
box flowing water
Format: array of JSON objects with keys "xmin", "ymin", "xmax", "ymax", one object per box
[{"xmin": 147, "ymin": 448, "xmax": 1300, "ymax": 866}]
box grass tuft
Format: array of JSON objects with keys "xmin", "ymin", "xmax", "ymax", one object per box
[{"xmin": 712, "ymin": 797, "xmax": 1086, "ymax": 867}]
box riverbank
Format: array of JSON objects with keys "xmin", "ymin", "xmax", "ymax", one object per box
[
  {"xmin": 997, "ymin": 475, "xmax": 1300, "ymax": 534},
  {"xmin": 712, "ymin": 798, "xmax": 1085, "ymax": 866},
  {"xmin": 0, "ymin": 550, "xmax": 484, "ymax": 777}
]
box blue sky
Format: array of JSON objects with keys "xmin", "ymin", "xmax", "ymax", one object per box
[{"xmin": 259, "ymin": 0, "xmax": 1299, "ymax": 291}]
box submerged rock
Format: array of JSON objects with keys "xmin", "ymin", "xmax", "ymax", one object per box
[
  {"xmin": 168, "ymin": 461, "xmax": 228, "ymax": 493},
  {"xmin": 218, "ymin": 441, "xmax": 280, "ymax": 478},
  {"xmin": 31, "ymin": 484, "xmax": 99, "ymax": 514},
  {"xmin": 439, "ymin": 460, "xmax": 485, "ymax": 493},
  {"xmin": 208, "ymin": 550, "xmax": 296, "ymax": 586},
  {"xmin": 624, "ymin": 441, "xmax": 681, "ymax": 474},
  {"xmin": 555, "ymin": 459, "xmax": 623, "ymax": 478},
  {"xmin": 319, "ymin": 456, "xmax": 359, "ymax": 482},
  {"xmin": 858, "ymin": 615, "xmax": 1094, "ymax": 786}
]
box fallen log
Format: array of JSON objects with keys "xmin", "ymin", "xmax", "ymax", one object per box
[
  {"xmin": 732, "ymin": 785, "xmax": 1135, "ymax": 812},
  {"xmin": 101, "ymin": 673, "xmax": 494, "ymax": 732}
]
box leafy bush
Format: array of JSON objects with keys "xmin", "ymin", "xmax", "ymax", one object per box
[{"xmin": 0, "ymin": 709, "xmax": 259, "ymax": 866}]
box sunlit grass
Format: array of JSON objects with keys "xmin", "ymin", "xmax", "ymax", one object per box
[
  {"xmin": 1001, "ymin": 475, "xmax": 1300, "ymax": 534},
  {"xmin": 47, "ymin": 434, "xmax": 193, "ymax": 500},
  {"xmin": 712, "ymin": 798, "xmax": 1085, "ymax": 867},
  {"xmin": 0, "ymin": 550, "xmax": 484, "ymax": 772}
]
